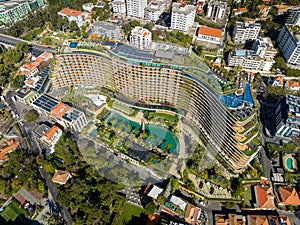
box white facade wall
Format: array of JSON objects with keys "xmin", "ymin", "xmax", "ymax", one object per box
[
  {"xmin": 144, "ymin": 0, "xmax": 166, "ymax": 22},
  {"xmin": 171, "ymin": 3, "xmax": 196, "ymax": 32},
  {"xmin": 277, "ymin": 25, "xmax": 300, "ymax": 66},
  {"xmin": 129, "ymin": 26, "xmax": 152, "ymax": 49},
  {"xmin": 206, "ymin": 1, "xmax": 226, "ymax": 21},
  {"xmin": 233, "ymin": 21, "xmax": 261, "ymax": 44},
  {"xmin": 126, "ymin": 0, "xmax": 147, "ymax": 18},
  {"xmin": 112, "ymin": 0, "xmax": 126, "ymax": 14}
]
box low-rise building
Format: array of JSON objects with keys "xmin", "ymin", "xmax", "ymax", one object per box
[
  {"xmin": 233, "ymin": 21, "xmax": 261, "ymax": 45},
  {"xmin": 15, "ymin": 88, "xmax": 39, "ymax": 106},
  {"xmin": 40, "ymin": 125, "xmax": 62, "ymax": 154},
  {"xmin": 286, "ymin": 8, "xmax": 300, "ymax": 26},
  {"xmin": 129, "ymin": 26, "xmax": 152, "ymax": 49},
  {"xmin": 82, "ymin": 2, "xmax": 94, "ymax": 12},
  {"xmin": 58, "ymin": 8, "xmax": 90, "ymax": 27},
  {"xmin": 233, "ymin": 7, "xmax": 247, "ymax": 16},
  {"xmin": 272, "ymin": 4, "xmax": 289, "ymax": 15},
  {"xmin": 144, "ymin": 0, "xmax": 167, "ymax": 22},
  {"xmin": 254, "ymin": 184, "xmax": 276, "ymax": 209},
  {"xmin": 32, "ymin": 94, "xmax": 88, "ymax": 132},
  {"xmin": 258, "ymin": 4, "xmax": 269, "ymax": 17},
  {"xmin": 171, "ymin": 2, "xmax": 196, "ymax": 32},
  {"xmin": 196, "ymin": 25, "xmax": 223, "ymax": 47},
  {"xmin": 215, "ymin": 213, "xmax": 246, "ymax": 225},
  {"xmin": 0, "ymin": 139, "xmax": 20, "ymax": 163},
  {"xmin": 277, "ymin": 24, "xmax": 300, "ymax": 66},
  {"xmin": 52, "ymin": 170, "xmax": 72, "ymax": 185},
  {"xmin": 276, "ymin": 186, "xmax": 300, "ymax": 206},
  {"xmin": 89, "ymin": 21, "xmax": 122, "ymax": 41}
]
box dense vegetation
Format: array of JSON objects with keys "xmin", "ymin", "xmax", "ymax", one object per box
[
  {"xmin": 42, "ymin": 133, "xmax": 126, "ymax": 224},
  {"xmin": 24, "ymin": 110, "xmax": 39, "ymax": 123},
  {"xmin": 0, "ymin": 42, "xmax": 28, "ymax": 88}
]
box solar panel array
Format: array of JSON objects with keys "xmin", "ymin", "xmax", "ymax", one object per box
[
  {"xmin": 33, "ymin": 67, "xmax": 50, "ymax": 92},
  {"xmin": 32, "ymin": 94, "xmax": 59, "ymax": 113},
  {"xmin": 112, "ymin": 43, "xmax": 153, "ymax": 61},
  {"xmin": 62, "ymin": 108, "xmax": 82, "ymax": 122}
]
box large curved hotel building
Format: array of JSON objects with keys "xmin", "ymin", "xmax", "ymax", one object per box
[{"xmin": 51, "ymin": 43, "xmax": 259, "ymax": 172}]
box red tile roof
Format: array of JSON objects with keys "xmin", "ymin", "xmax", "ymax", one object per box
[
  {"xmin": 0, "ymin": 139, "xmax": 20, "ymax": 161},
  {"xmin": 50, "ymin": 102, "xmax": 71, "ymax": 119},
  {"xmin": 43, "ymin": 125, "xmax": 61, "ymax": 141},
  {"xmin": 198, "ymin": 26, "xmax": 223, "ymax": 39},
  {"xmin": 277, "ymin": 186, "xmax": 300, "ymax": 205},
  {"xmin": 59, "ymin": 8, "xmax": 82, "ymax": 17},
  {"xmin": 255, "ymin": 185, "xmax": 275, "ymax": 208}
]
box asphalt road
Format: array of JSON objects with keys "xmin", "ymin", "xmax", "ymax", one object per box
[{"xmin": 0, "ymin": 33, "xmax": 56, "ymax": 53}]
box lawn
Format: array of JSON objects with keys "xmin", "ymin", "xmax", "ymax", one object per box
[
  {"xmin": 243, "ymin": 186, "xmax": 253, "ymax": 208},
  {"xmin": 0, "ymin": 198, "xmax": 29, "ymax": 225},
  {"xmin": 118, "ymin": 203, "xmax": 146, "ymax": 225},
  {"xmin": 149, "ymin": 112, "xmax": 177, "ymax": 124}
]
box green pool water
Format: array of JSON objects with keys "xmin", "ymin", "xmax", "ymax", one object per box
[
  {"xmin": 106, "ymin": 111, "xmax": 179, "ymax": 154},
  {"xmin": 286, "ymin": 158, "xmax": 293, "ymax": 170}
]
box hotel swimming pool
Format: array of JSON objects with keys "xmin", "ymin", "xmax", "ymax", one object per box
[
  {"xmin": 220, "ymin": 83, "xmax": 254, "ymax": 109},
  {"xmin": 286, "ymin": 158, "xmax": 293, "ymax": 170}
]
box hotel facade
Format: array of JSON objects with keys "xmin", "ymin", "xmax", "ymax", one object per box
[{"xmin": 51, "ymin": 45, "xmax": 258, "ymax": 172}]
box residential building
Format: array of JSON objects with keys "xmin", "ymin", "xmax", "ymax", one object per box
[
  {"xmin": 276, "ymin": 95, "xmax": 300, "ymax": 139},
  {"xmin": 0, "ymin": 139, "xmax": 20, "ymax": 163},
  {"xmin": 58, "ymin": 8, "xmax": 90, "ymax": 27},
  {"xmin": 254, "ymin": 185, "xmax": 275, "ymax": 209},
  {"xmin": 286, "ymin": 8, "xmax": 300, "ymax": 25},
  {"xmin": 215, "ymin": 213, "xmax": 246, "ymax": 225},
  {"xmin": 276, "ymin": 186, "xmax": 300, "ymax": 206},
  {"xmin": 14, "ymin": 187, "xmax": 44, "ymax": 207},
  {"xmin": 52, "ymin": 170, "xmax": 72, "ymax": 185},
  {"xmin": 233, "ymin": 7, "xmax": 247, "ymax": 16},
  {"xmin": 29, "ymin": 0, "xmax": 45, "ymax": 11},
  {"xmin": 196, "ymin": 25, "xmax": 223, "ymax": 47},
  {"xmin": 51, "ymin": 44, "xmax": 260, "ymax": 172},
  {"xmin": 277, "ymin": 25, "xmax": 300, "ymax": 66},
  {"xmin": 272, "ymin": 4, "xmax": 289, "ymax": 15},
  {"xmin": 196, "ymin": 0, "xmax": 205, "ymax": 14},
  {"xmin": 89, "ymin": 21, "xmax": 122, "ymax": 41},
  {"xmin": 258, "ymin": 4, "xmax": 269, "ymax": 17},
  {"xmin": 82, "ymin": 2, "xmax": 94, "ymax": 12},
  {"xmin": 40, "ymin": 125, "xmax": 63, "ymax": 154},
  {"xmin": 144, "ymin": 0, "xmax": 168, "ymax": 22},
  {"xmin": 20, "ymin": 62, "xmax": 39, "ymax": 79},
  {"xmin": 233, "ymin": 21, "xmax": 261, "ymax": 45},
  {"xmin": 147, "ymin": 185, "xmax": 163, "ymax": 200},
  {"xmin": 126, "ymin": 0, "xmax": 147, "ymax": 18},
  {"xmin": 171, "ymin": 2, "xmax": 196, "ymax": 32},
  {"xmin": 286, "ymin": 80, "xmax": 300, "ymax": 91},
  {"xmin": 206, "ymin": 0, "xmax": 227, "ymax": 21},
  {"xmin": 112, "ymin": 0, "xmax": 126, "ymax": 16},
  {"xmin": 95, "ymin": 1, "xmax": 105, "ymax": 8},
  {"xmin": 268, "ymin": 216, "xmax": 291, "ymax": 225},
  {"xmin": 229, "ymin": 37, "xmax": 276, "ymax": 71},
  {"xmin": 247, "ymin": 215, "xmax": 269, "ymax": 225},
  {"xmin": 0, "ymin": 1, "xmax": 42, "ymax": 24},
  {"xmin": 32, "ymin": 94, "xmax": 88, "ymax": 132},
  {"xmin": 129, "ymin": 26, "xmax": 152, "ymax": 49}
]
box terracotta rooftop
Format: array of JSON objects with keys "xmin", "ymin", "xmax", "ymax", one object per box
[
  {"xmin": 50, "ymin": 102, "xmax": 71, "ymax": 119},
  {"xmin": 255, "ymin": 185, "xmax": 275, "ymax": 208},
  {"xmin": 275, "ymin": 76, "xmax": 284, "ymax": 85},
  {"xmin": 198, "ymin": 26, "xmax": 223, "ymax": 39},
  {"xmin": 59, "ymin": 8, "xmax": 82, "ymax": 17},
  {"xmin": 52, "ymin": 170, "xmax": 71, "ymax": 184},
  {"xmin": 248, "ymin": 215, "xmax": 269, "ymax": 225},
  {"xmin": 277, "ymin": 186, "xmax": 300, "ymax": 205},
  {"xmin": 43, "ymin": 125, "xmax": 61, "ymax": 141},
  {"xmin": 233, "ymin": 8, "xmax": 247, "ymax": 14},
  {"xmin": 21, "ymin": 63, "xmax": 36, "ymax": 71},
  {"xmin": 288, "ymin": 80, "xmax": 300, "ymax": 88},
  {"xmin": 274, "ymin": 4, "xmax": 289, "ymax": 9},
  {"xmin": 258, "ymin": 4, "xmax": 269, "ymax": 12},
  {"xmin": 0, "ymin": 139, "xmax": 20, "ymax": 161}
]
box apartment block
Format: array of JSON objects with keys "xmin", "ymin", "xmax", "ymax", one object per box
[
  {"xmin": 277, "ymin": 25, "xmax": 300, "ymax": 66},
  {"xmin": 233, "ymin": 21, "xmax": 261, "ymax": 45},
  {"xmin": 126, "ymin": 0, "xmax": 147, "ymax": 18},
  {"xmin": 171, "ymin": 2, "xmax": 196, "ymax": 32},
  {"xmin": 112, "ymin": 0, "xmax": 126, "ymax": 15},
  {"xmin": 286, "ymin": 8, "xmax": 300, "ymax": 26},
  {"xmin": 0, "ymin": 1, "xmax": 31, "ymax": 24},
  {"xmin": 32, "ymin": 94, "xmax": 88, "ymax": 132},
  {"xmin": 144, "ymin": 0, "xmax": 168, "ymax": 22},
  {"xmin": 90, "ymin": 21, "xmax": 122, "ymax": 41},
  {"xmin": 206, "ymin": 0, "xmax": 227, "ymax": 21},
  {"xmin": 129, "ymin": 26, "xmax": 152, "ymax": 49},
  {"xmin": 51, "ymin": 44, "xmax": 260, "ymax": 172}
]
